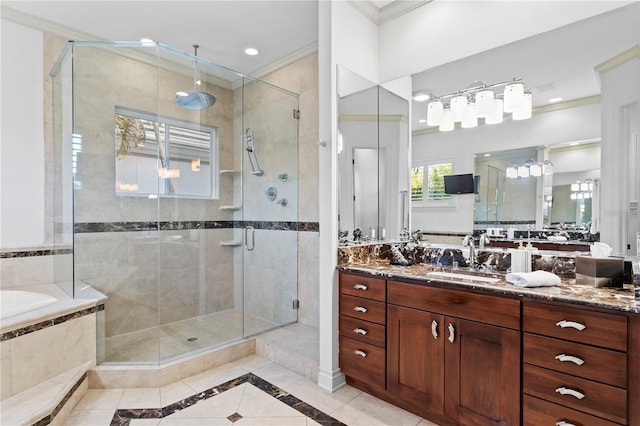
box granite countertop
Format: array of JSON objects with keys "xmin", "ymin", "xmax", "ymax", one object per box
[{"xmin": 338, "ymin": 260, "xmax": 640, "ymax": 314}]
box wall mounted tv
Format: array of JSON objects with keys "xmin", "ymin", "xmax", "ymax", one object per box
[{"xmin": 443, "ymin": 173, "xmax": 479, "ymax": 194}]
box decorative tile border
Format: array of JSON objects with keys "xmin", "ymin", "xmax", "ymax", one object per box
[
  {"xmin": 32, "ymin": 372, "xmax": 88, "ymax": 426},
  {"xmin": 0, "ymin": 248, "xmax": 73, "ymax": 259},
  {"xmin": 0, "ymin": 303, "xmax": 104, "ymax": 342},
  {"xmin": 74, "ymin": 220, "xmax": 319, "ymax": 233},
  {"xmin": 110, "ymin": 372, "xmax": 345, "ymax": 426}
]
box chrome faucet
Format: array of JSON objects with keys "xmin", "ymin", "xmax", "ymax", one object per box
[
  {"xmin": 479, "ymin": 233, "xmax": 490, "ymax": 249},
  {"xmin": 462, "ymin": 234, "xmax": 476, "ymax": 269}
]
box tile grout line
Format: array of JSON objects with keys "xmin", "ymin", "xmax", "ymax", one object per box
[{"xmin": 109, "ymin": 372, "xmax": 346, "ymax": 426}]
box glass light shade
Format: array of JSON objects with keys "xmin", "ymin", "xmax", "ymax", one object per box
[
  {"xmin": 529, "ymin": 163, "xmax": 542, "ymax": 177},
  {"xmin": 475, "ymin": 90, "xmax": 494, "ymax": 117},
  {"xmin": 485, "ymin": 99, "xmax": 504, "ymax": 124},
  {"xmin": 512, "ymin": 92, "xmax": 533, "ymax": 120},
  {"xmin": 584, "ymin": 192, "xmax": 591, "ymax": 199},
  {"xmin": 571, "ymin": 183, "xmax": 580, "ymax": 191},
  {"xmin": 543, "ymin": 161, "xmax": 554, "ymax": 175},
  {"xmin": 439, "ymin": 109, "xmax": 454, "ymax": 131},
  {"xmin": 517, "ymin": 165, "xmax": 530, "ymax": 178},
  {"xmin": 506, "ymin": 166, "xmax": 518, "ymax": 179},
  {"xmin": 570, "ymin": 193, "xmax": 577, "ymax": 200},
  {"xmin": 577, "ymin": 193, "xmax": 584, "ymax": 199},
  {"xmin": 427, "ymin": 100, "xmax": 444, "ymax": 126},
  {"xmin": 503, "ymin": 82, "xmax": 525, "ymax": 113},
  {"xmin": 461, "ymin": 103, "xmax": 478, "ymax": 128},
  {"xmin": 580, "ymin": 182, "xmax": 590, "ymax": 191},
  {"xmin": 450, "ymin": 94, "xmax": 468, "ymax": 122}
]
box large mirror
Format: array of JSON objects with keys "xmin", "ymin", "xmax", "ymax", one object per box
[
  {"xmin": 337, "ymin": 66, "xmax": 410, "ymax": 244},
  {"xmin": 411, "ymin": 3, "xmax": 639, "ymax": 254}
]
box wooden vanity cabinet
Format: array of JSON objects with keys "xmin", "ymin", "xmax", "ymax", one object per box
[
  {"xmin": 523, "ymin": 301, "xmax": 629, "ymax": 425},
  {"xmin": 338, "ymin": 271, "xmax": 387, "ymax": 394},
  {"xmin": 387, "ymin": 280, "xmax": 521, "ymax": 426}
]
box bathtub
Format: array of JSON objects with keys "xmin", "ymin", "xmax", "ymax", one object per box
[{"xmin": 0, "ymin": 289, "xmax": 58, "ymax": 319}]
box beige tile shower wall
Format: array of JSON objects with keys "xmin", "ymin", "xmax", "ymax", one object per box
[
  {"xmin": 75, "ymin": 229, "xmax": 235, "ymax": 338},
  {"xmin": 253, "ymin": 53, "xmax": 319, "ymax": 328},
  {"xmin": 257, "ymin": 53, "xmax": 319, "ymax": 328}
]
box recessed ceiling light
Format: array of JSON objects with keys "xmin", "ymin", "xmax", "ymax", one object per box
[
  {"xmin": 244, "ymin": 47, "xmax": 259, "ymax": 56},
  {"xmin": 418, "ymin": 119, "xmax": 427, "ymax": 123},
  {"xmin": 484, "ymin": 153, "xmax": 491, "ymax": 157},
  {"xmin": 412, "ymin": 90, "xmax": 433, "ymax": 102},
  {"xmin": 140, "ymin": 38, "xmax": 155, "ymax": 46},
  {"xmin": 549, "ymin": 97, "xmax": 563, "ymax": 103}
]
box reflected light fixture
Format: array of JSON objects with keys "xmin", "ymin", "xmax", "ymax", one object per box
[
  {"xmin": 506, "ymin": 160, "xmax": 552, "ymax": 179},
  {"xmin": 529, "ymin": 162, "xmax": 542, "ymax": 177},
  {"xmin": 425, "ymin": 78, "xmax": 532, "ymax": 132}
]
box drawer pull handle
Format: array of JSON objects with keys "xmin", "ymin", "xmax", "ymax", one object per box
[
  {"xmin": 431, "ymin": 320, "xmax": 439, "ymax": 339},
  {"xmin": 353, "ymin": 328, "xmax": 368, "ymax": 335},
  {"xmin": 448, "ymin": 323, "xmax": 455, "ymax": 343},
  {"xmin": 555, "ymin": 387, "xmax": 585, "ymax": 400},
  {"xmin": 353, "ymin": 284, "xmax": 368, "ymax": 291},
  {"xmin": 354, "ymin": 350, "xmax": 367, "ymax": 357},
  {"xmin": 555, "ymin": 354, "xmax": 585, "ymax": 366},
  {"xmin": 556, "ymin": 422, "xmax": 577, "ymax": 426},
  {"xmin": 555, "ymin": 320, "xmax": 586, "ymax": 331},
  {"xmin": 353, "ymin": 306, "xmax": 368, "ymax": 313}
]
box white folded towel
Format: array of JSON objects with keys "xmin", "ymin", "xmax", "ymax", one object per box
[{"xmin": 506, "ymin": 270, "xmax": 561, "ymax": 288}]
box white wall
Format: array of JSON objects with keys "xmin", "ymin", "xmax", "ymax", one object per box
[
  {"xmin": 1, "ymin": 20, "xmax": 45, "ymax": 249},
  {"xmin": 378, "ymin": 1, "xmax": 633, "ymax": 82}
]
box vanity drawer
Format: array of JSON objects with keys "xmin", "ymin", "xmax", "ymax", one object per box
[
  {"xmin": 524, "ymin": 333, "xmax": 627, "ymax": 387},
  {"xmin": 340, "ymin": 294, "xmax": 386, "ymax": 325},
  {"xmin": 340, "ymin": 315, "xmax": 386, "ymax": 347},
  {"xmin": 523, "ymin": 364, "xmax": 627, "ymax": 424},
  {"xmin": 388, "ymin": 280, "xmax": 520, "ymax": 329},
  {"xmin": 339, "ymin": 336, "xmax": 385, "ymax": 389},
  {"xmin": 339, "ymin": 272, "xmax": 386, "ymax": 302},
  {"xmin": 523, "ymin": 395, "xmax": 621, "ymax": 426},
  {"xmin": 523, "ymin": 302, "xmax": 627, "ymax": 351}
]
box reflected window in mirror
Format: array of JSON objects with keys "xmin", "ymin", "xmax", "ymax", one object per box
[{"xmin": 411, "ymin": 159, "xmax": 454, "ymax": 207}]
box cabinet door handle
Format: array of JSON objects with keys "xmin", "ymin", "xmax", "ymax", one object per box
[
  {"xmin": 555, "ymin": 387, "xmax": 585, "ymax": 400},
  {"xmin": 431, "ymin": 320, "xmax": 439, "ymax": 339},
  {"xmin": 555, "ymin": 422, "xmax": 577, "ymax": 426},
  {"xmin": 555, "ymin": 320, "xmax": 586, "ymax": 331},
  {"xmin": 353, "ymin": 350, "xmax": 367, "ymax": 357},
  {"xmin": 353, "ymin": 328, "xmax": 368, "ymax": 335},
  {"xmin": 555, "ymin": 354, "xmax": 585, "ymax": 366},
  {"xmin": 353, "ymin": 306, "xmax": 368, "ymax": 313},
  {"xmin": 448, "ymin": 323, "xmax": 455, "ymax": 343},
  {"xmin": 353, "ymin": 284, "xmax": 368, "ymax": 291}
]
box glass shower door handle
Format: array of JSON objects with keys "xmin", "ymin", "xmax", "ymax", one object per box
[{"xmin": 244, "ymin": 226, "xmax": 255, "ymax": 251}]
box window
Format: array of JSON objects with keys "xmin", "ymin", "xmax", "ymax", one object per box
[
  {"xmin": 114, "ymin": 107, "xmax": 218, "ymax": 199},
  {"xmin": 411, "ymin": 160, "xmax": 454, "ymax": 205}
]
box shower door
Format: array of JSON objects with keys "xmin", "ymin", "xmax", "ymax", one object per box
[{"xmin": 241, "ymin": 78, "xmax": 299, "ymax": 336}]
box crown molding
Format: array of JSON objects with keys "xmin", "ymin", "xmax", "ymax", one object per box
[
  {"xmin": 594, "ymin": 44, "xmax": 640, "ymax": 76},
  {"xmin": 1, "ymin": 5, "xmax": 97, "ymax": 42},
  {"xmin": 348, "ymin": 0, "xmax": 432, "ymax": 25}
]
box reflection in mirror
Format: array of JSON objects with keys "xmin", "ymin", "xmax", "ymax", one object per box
[
  {"xmin": 474, "ymin": 142, "xmax": 600, "ymax": 241},
  {"xmin": 337, "ymin": 66, "xmax": 410, "ymax": 245},
  {"xmin": 411, "ymin": 4, "xmax": 638, "ymax": 253}
]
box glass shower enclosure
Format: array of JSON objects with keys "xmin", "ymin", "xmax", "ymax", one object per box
[{"xmin": 50, "ymin": 41, "xmax": 299, "ymax": 365}]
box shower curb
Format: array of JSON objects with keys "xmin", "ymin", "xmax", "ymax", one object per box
[{"xmin": 88, "ymin": 339, "xmax": 256, "ymax": 389}]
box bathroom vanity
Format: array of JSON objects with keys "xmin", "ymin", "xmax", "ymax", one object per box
[{"xmin": 338, "ymin": 263, "xmax": 640, "ymax": 426}]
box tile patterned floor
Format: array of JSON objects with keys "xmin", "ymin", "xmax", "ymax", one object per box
[{"xmin": 65, "ymin": 355, "xmax": 440, "ymax": 426}]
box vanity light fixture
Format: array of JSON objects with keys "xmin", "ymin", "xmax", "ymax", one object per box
[
  {"xmin": 507, "ymin": 160, "xmax": 552, "ymax": 179},
  {"xmin": 529, "ymin": 162, "xmax": 542, "ymax": 177},
  {"xmin": 506, "ymin": 166, "xmax": 518, "ymax": 178},
  {"xmin": 425, "ymin": 78, "xmax": 532, "ymax": 131}
]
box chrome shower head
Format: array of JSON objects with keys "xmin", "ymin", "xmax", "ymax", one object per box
[{"xmin": 175, "ymin": 44, "xmax": 216, "ymax": 110}]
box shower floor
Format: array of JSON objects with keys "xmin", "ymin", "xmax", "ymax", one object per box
[{"xmin": 103, "ymin": 309, "xmax": 279, "ymax": 364}]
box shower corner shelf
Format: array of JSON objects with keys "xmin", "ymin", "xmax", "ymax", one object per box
[
  {"xmin": 220, "ymin": 240, "xmax": 242, "ymax": 247},
  {"xmin": 220, "ymin": 204, "xmax": 242, "ymax": 211},
  {"xmin": 220, "ymin": 169, "xmax": 241, "ymax": 176}
]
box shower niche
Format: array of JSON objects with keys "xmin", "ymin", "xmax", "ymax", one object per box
[{"xmin": 50, "ymin": 41, "xmax": 300, "ymax": 365}]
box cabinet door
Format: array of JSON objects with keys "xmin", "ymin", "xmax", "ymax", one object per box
[
  {"xmin": 387, "ymin": 305, "xmax": 444, "ymax": 416},
  {"xmin": 444, "ymin": 317, "xmax": 521, "ymax": 426}
]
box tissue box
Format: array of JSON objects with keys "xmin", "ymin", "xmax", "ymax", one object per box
[{"xmin": 575, "ymin": 256, "xmax": 624, "ymax": 288}]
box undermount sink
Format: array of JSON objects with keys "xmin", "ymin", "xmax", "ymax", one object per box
[{"xmin": 426, "ymin": 271, "xmax": 502, "ymax": 284}]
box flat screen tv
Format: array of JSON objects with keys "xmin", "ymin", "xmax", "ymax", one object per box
[{"xmin": 443, "ymin": 173, "xmax": 478, "ymax": 194}]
